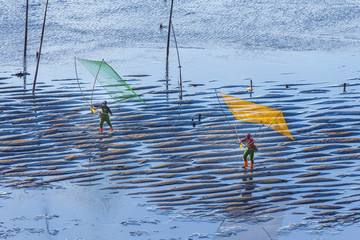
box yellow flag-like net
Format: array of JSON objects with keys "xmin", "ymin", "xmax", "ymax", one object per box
[{"xmin": 220, "ymin": 92, "xmax": 294, "ymax": 140}]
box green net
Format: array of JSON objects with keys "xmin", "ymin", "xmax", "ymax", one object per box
[{"xmin": 76, "ymin": 58, "xmax": 145, "ymax": 104}]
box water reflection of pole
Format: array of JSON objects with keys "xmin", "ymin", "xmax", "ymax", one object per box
[
  {"xmin": 33, "ymin": 0, "xmax": 49, "ymax": 94},
  {"xmin": 23, "ymin": 0, "xmax": 29, "ymax": 89},
  {"xmin": 165, "ymin": 0, "xmax": 174, "ymax": 91}
]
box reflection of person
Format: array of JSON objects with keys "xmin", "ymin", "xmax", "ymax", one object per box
[
  {"xmin": 241, "ymin": 133, "xmax": 255, "ymax": 169},
  {"xmin": 242, "ymin": 177, "xmax": 255, "ymax": 197},
  {"xmin": 93, "ymin": 101, "xmax": 113, "ymax": 133}
]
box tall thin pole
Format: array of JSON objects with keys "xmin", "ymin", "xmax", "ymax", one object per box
[
  {"xmin": 33, "ymin": 0, "xmax": 49, "ymax": 94},
  {"xmin": 171, "ymin": 22, "xmax": 182, "ymax": 100},
  {"xmin": 165, "ymin": 0, "xmax": 174, "ymax": 88},
  {"xmin": 90, "ymin": 59, "xmax": 104, "ymax": 108},
  {"xmin": 23, "ymin": 0, "xmax": 29, "ymax": 89},
  {"xmin": 215, "ymin": 90, "xmax": 241, "ymax": 143},
  {"xmin": 250, "ymin": 79, "xmax": 253, "ymax": 97},
  {"xmin": 255, "ymin": 111, "xmax": 282, "ymax": 142},
  {"xmin": 24, "ymin": 0, "xmax": 29, "ymax": 60}
]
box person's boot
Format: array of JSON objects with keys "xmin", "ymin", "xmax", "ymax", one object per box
[
  {"xmin": 99, "ymin": 127, "xmax": 103, "ymax": 133},
  {"xmin": 110, "ymin": 127, "xmax": 113, "ymax": 132},
  {"xmin": 242, "ymin": 161, "xmax": 248, "ymax": 168},
  {"xmin": 250, "ymin": 163, "xmax": 254, "ymax": 169}
]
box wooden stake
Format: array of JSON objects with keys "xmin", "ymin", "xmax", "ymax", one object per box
[
  {"xmin": 250, "ymin": 79, "xmax": 253, "ymax": 97},
  {"xmin": 343, "ymin": 83, "xmax": 346, "ymax": 92},
  {"xmin": 33, "ymin": 0, "xmax": 49, "ymax": 94}
]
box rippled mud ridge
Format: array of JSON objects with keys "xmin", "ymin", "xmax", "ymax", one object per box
[{"xmin": 1, "ymin": 74, "xmax": 360, "ymax": 238}]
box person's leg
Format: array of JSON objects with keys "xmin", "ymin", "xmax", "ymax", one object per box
[
  {"xmin": 99, "ymin": 118, "xmax": 105, "ymax": 132},
  {"xmin": 242, "ymin": 148, "xmax": 250, "ymax": 168},
  {"xmin": 105, "ymin": 117, "xmax": 113, "ymax": 132},
  {"xmin": 249, "ymin": 150, "xmax": 254, "ymax": 169}
]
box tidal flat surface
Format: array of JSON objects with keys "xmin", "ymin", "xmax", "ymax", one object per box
[{"xmin": 1, "ymin": 49, "xmax": 360, "ymax": 239}]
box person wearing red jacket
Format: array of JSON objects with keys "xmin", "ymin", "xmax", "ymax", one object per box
[{"xmin": 241, "ymin": 133, "xmax": 256, "ymax": 169}]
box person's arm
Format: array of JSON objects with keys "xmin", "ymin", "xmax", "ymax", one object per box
[{"xmin": 107, "ymin": 106, "xmax": 113, "ymax": 115}]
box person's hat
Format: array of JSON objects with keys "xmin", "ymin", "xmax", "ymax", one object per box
[{"xmin": 102, "ymin": 101, "xmax": 107, "ymax": 104}]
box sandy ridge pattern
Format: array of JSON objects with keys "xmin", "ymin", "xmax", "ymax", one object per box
[{"xmin": 1, "ymin": 74, "xmax": 360, "ymax": 238}]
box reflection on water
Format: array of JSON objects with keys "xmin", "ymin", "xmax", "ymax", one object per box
[{"xmin": 242, "ymin": 176, "xmax": 255, "ymax": 198}]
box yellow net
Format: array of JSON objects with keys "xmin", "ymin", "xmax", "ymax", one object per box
[{"xmin": 220, "ymin": 92, "xmax": 294, "ymax": 140}]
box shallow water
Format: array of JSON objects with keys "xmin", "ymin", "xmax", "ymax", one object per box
[
  {"xmin": 2, "ymin": 0, "xmax": 360, "ymax": 239},
  {"xmin": 3, "ymin": 0, "xmax": 360, "ymax": 67}
]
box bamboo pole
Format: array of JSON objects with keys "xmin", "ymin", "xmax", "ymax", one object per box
[
  {"xmin": 255, "ymin": 111, "xmax": 282, "ymax": 142},
  {"xmin": 23, "ymin": 0, "xmax": 29, "ymax": 89},
  {"xmin": 214, "ymin": 89, "xmax": 241, "ymax": 143},
  {"xmin": 165, "ymin": 0, "xmax": 174, "ymax": 90},
  {"xmin": 24, "ymin": 0, "xmax": 29, "ymax": 60},
  {"xmin": 90, "ymin": 59, "xmax": 104, "ymax": 108},
  {"xmin": 171, "ymin": 22, "xmax": 182, "ymax": 100},
  {"xmin": 33, "ymin": 0, "xmax": 49, "ymax": 94}
]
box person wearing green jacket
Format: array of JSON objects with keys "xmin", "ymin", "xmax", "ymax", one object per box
[{"xmin": 93, "ymin": 101, "xmax": 113, "ymax": 133}]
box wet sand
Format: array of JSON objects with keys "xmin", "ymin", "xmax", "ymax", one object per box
[{"xmin": 1, "ymin": 49, "xmax": 360, "ymax": 239}]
